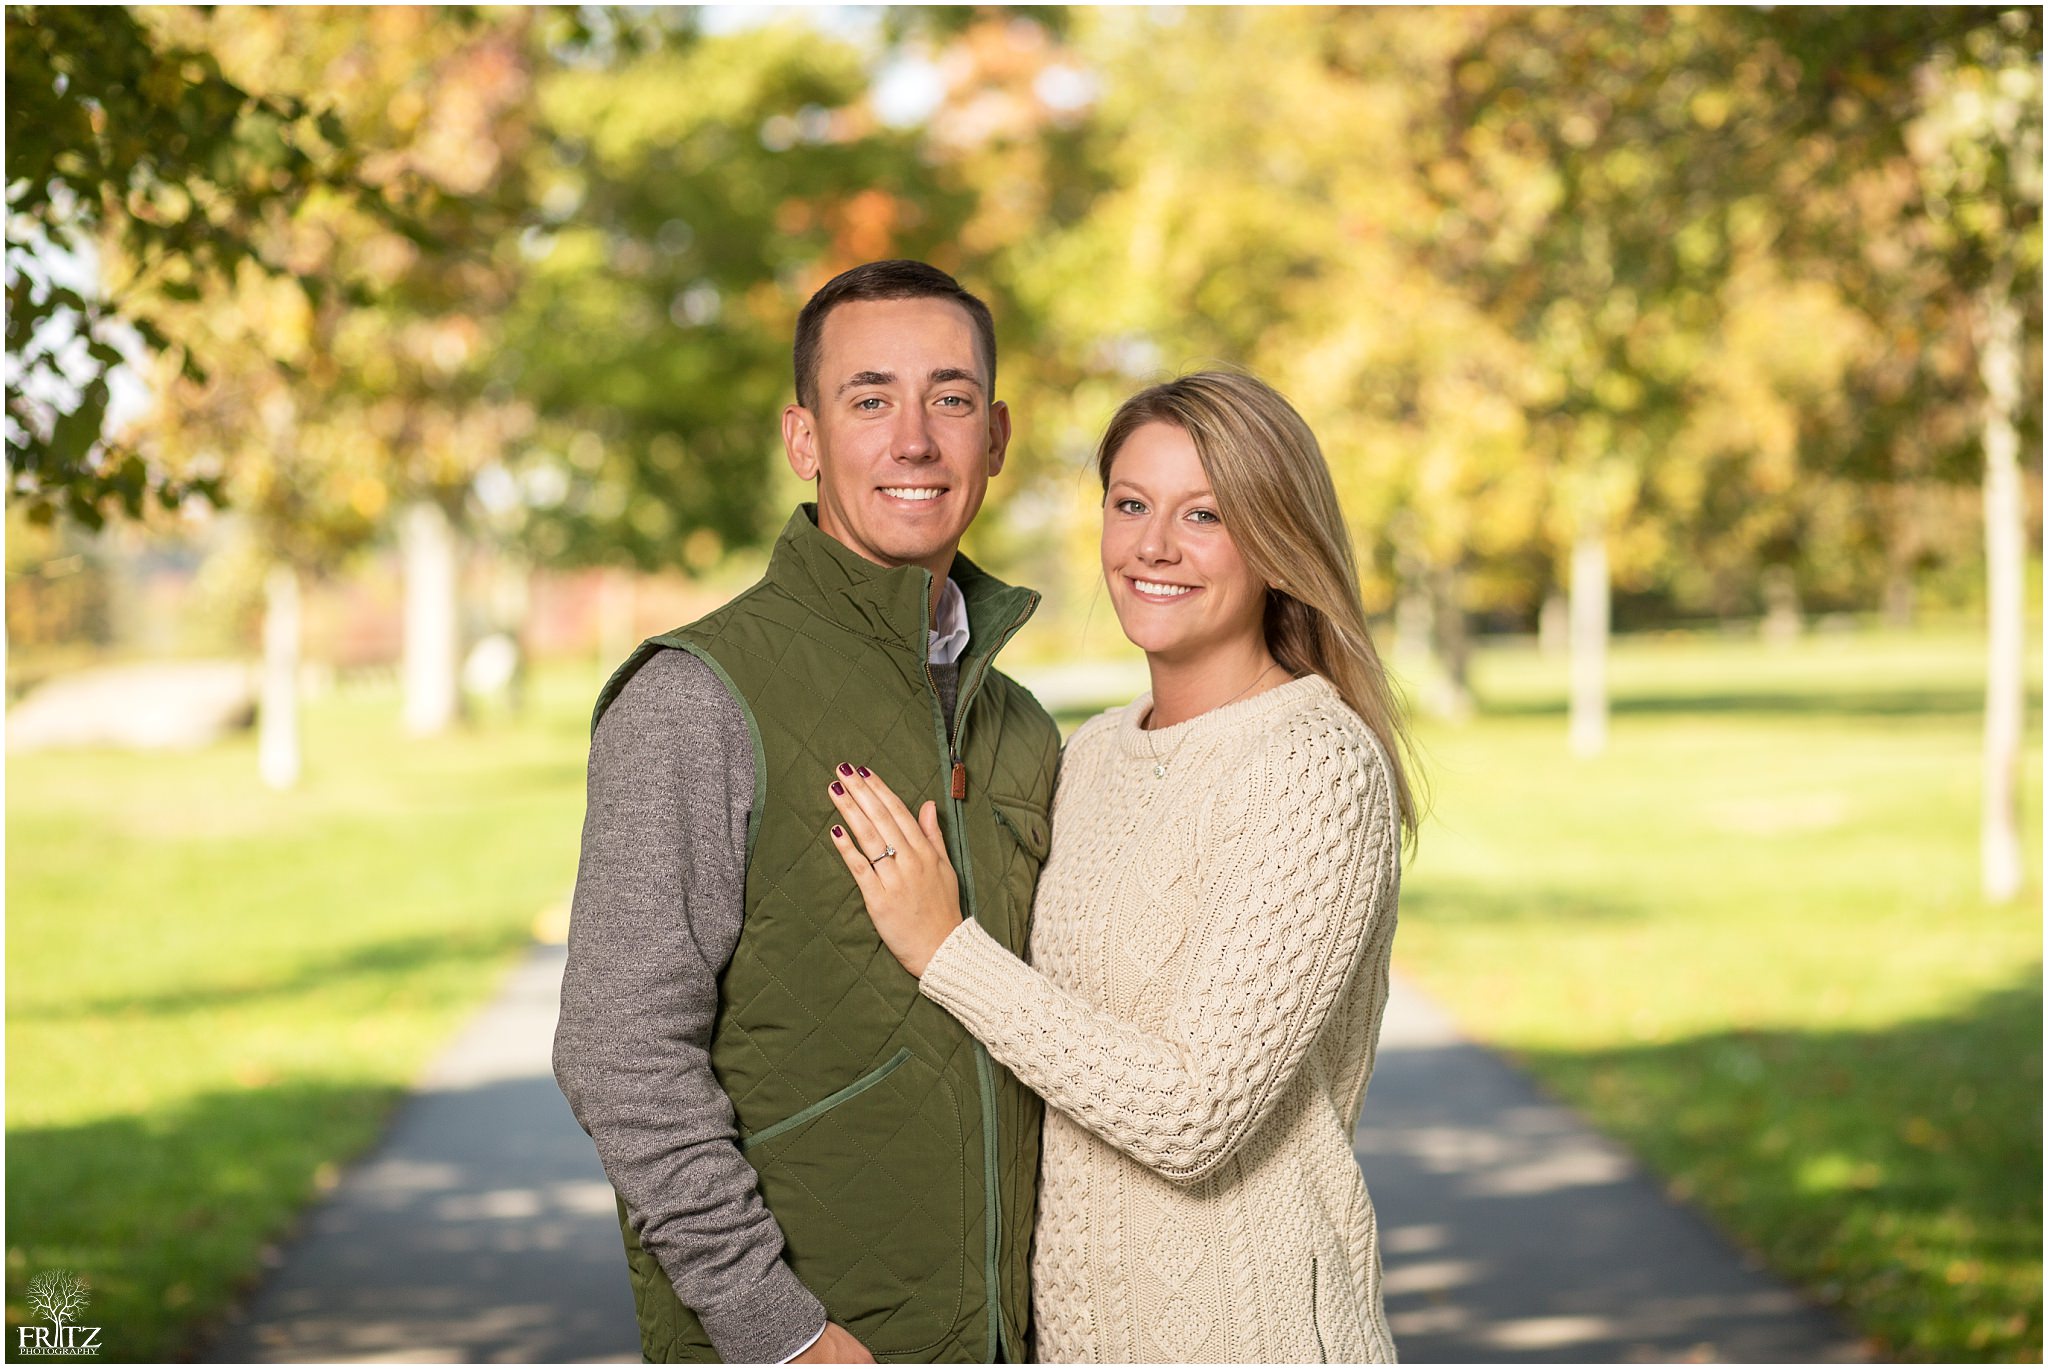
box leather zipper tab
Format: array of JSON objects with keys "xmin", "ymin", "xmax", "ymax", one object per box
[{"xmin": 951, "ymin": 758, "xmax": 967, "ymax": 800}]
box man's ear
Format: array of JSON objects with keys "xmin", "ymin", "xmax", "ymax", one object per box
[
  {"xmin": 986, "ymin": 399, "xmax": 1013, "ymax": 478},
  {"xmin": 783, "ymin": 404, "xmax": 819, "ymax": 481}
]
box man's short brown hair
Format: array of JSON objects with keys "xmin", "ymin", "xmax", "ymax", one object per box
[{"xmin": 792, "ymin": 260, "xmax": 997, "ymax": 410}]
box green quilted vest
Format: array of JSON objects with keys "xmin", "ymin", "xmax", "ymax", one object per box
[{"xmin": 591, "ymin": 505, "xmax": 1057, "ymax": 1364}]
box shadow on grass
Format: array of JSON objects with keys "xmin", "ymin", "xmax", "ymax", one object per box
[
  {"xmin": 1511, "ymin": 970, "xmax": 2043, "ymax": 1362},
  {"xmin": 6, "ymin": 1078, "xmax": 405, "ymax": 1363},
  {"xmin": 1479, "ymin": 686, "xmax": 2039, "ymax": 721},
  {"xmin": 33, "ymin": 925, "xmax": 536, "ymax": 1024}
]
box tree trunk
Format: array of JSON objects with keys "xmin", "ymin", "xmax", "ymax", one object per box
[
  {"xmin": 1977, "ymin": 283, "xmax": 2024, "ymax": 902},
  {"xmin": 1882, "ymin": 567, "xmax": 1916, "ymax": 630},
  {"xmin": 495, "ymin": 558, "xmax": 533, "ymax": 715},
  {"xmin": 259, "ymin": 561, "xmax": 301, "ymax": 791},
  {"xmin": 1882, "ymin": 483, "xmax": 1919, "ymax": 630},
  {"xmin": 401, "ymin": 499, "xmax": 461, "ymax": 737},
  {"xmin": 1538, "ymin": 588, "xmax": 1568, "ymax": 657},
  {"xmin": 1569, "ymin": 523, "xmax": 1609, "ymax": 757},
  {"xmin": 1427, "ymin": 562, "xmax": 1475, "ymax": 720},
  {"xmin": 1761, "ymin": 565, "xmax": 1803, "ymax": 645}
]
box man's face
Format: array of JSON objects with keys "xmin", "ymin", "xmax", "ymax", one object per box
[{"xmin": 783, "ymin": 297, "xmax": 1010, "ymax": 577}]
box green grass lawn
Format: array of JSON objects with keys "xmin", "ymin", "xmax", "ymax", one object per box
[
  {"xmin": 1391, "ymin": 625, "xmax": 2043, "ymax": 1363},
  {"xmin": 5, "ymin": 664, "xmax": 607, "ymax": 1360}
]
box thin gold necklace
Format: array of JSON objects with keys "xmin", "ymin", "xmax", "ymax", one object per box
[{"xmin": 1148, "ymin": 660, "xmax": 1283, "ymax": 776}]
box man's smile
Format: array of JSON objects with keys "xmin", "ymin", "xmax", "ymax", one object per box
[{"xmin": 879, "ymin": 485, "xmax": 949, "ymax": 504}]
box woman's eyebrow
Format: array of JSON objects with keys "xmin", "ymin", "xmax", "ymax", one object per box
[{"xmin": 1107, "ymin": 478, "xmax": 1214, "ymax": 502}]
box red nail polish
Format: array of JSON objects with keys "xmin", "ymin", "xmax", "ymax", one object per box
[
  {"xmin": 838, "ymin": 762, "xmax": 854, "ymax": 776},
  {"xmin": 832, "ymin": 825, "xmax": 844, "ymax": 838},
  {"xmin": 831, "ymin": 781, "xmax": 844, "ymax": 796},
  {"xmin": 856, "ymin": 766, "xmax": 872, "ymax": 778}
]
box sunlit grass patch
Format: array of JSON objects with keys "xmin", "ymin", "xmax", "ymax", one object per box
[
  {"xmin": 1395, "ymin": 626, "xmax": 2043, "ymax": 1363},
  {"xmin": 5, "ymin": 665, "xmax": 603, "ymax": 1360}
]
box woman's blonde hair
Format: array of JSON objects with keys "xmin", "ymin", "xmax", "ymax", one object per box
[{"xmin": 1096, "ymin": 370, "xmax": 1424, "ymax": 848}]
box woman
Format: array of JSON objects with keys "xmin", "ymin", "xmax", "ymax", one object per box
[{"xmin": 825, "ymin": 371, "xmax": 1421, "ymax": 1363}]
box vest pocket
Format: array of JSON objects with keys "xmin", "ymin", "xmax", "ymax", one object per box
[
  {"xmin": 988, "ymin": 793, "xmax": 1050, "ymax": 862},
  {"xmin": 741, "ymin": 1047, "xmax": 910, "ymax": 1152},
  {"xmin": 744, "ymin": 1047, "xmax": 970, "ymax": 1357},
  {"xmin": 985, "ymin": 793, "xmax": 1050, "ymax": 955}
]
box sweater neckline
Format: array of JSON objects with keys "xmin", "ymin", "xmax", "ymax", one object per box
[{"xmin": 1115, "ymin": 672, "xmax": 1335, "ymax": 765}]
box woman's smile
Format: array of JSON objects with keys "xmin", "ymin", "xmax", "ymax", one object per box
[
  {"xmin": 1101, "ymin": 420, "xmax": 1268, "ymax": 664},
  {"xmin": 1126, "ymin": 576, "xmax": 1199, "ymax": 601}
]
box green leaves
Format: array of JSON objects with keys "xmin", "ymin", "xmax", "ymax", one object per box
[
  {"xmin": 503, "ymin": 15, "xmax": 979, "ymax": 568},
  {"xmin": 3, "ymin": 5, "xmax": 439, "ymax": 528}
]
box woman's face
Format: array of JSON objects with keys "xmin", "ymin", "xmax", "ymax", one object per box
[{"xmin": 1100, "ymin": 421, "xmax": 1269, "ymax": 664}]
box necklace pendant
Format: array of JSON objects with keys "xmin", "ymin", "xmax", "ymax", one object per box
[{"xmin": 1153, "ymin": 762, "xmax": 1167, "ymax": 778}]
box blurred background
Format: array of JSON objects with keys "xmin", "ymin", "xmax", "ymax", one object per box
[{"xmin": 5, "ymin": 5, "xmax": 2041, "ymax": 1363}]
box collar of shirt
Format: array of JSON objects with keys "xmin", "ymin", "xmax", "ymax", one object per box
[{"xmin": 928, "ymin": 575, "xmax": 971, "ymax": 666}]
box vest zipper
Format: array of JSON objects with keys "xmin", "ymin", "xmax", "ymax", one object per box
[
  {"xmin": 950, "ymin": 593, "xmax": 1039, "ymax": 773},
  {"xmin": 924, "ymin": 585, "xmax": 1037, "ymax": 1362}
]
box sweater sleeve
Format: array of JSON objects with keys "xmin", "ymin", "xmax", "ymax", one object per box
[
  {"xmin": 552, "ymin": 650, "xmax": 828, "ymax": 1363},
  {"xmin": 918, "ymin": 716, "xmax": 1399, "ymax": 1185}
]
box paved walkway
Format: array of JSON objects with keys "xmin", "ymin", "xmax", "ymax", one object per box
[
  {"xmin": 1357, "ymin": 982, "xmax": 1864, "ymax": 1362},
  {"xmin": 205, "ymin": 946, "xmax": 639, "ymax": 1364},
  {"xmin": 205, "ymin": 944, "xmax": 1866, "ymax": 1363}
]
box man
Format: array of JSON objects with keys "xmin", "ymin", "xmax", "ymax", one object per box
[{"xmin": 554, "ymin": 260, "xmax": 1058, "ymax": 1364}]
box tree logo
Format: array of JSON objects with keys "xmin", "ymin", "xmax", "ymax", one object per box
[{"xmin": 17, "ymin": 1269, "xmax": 101, "ymax": 1357}]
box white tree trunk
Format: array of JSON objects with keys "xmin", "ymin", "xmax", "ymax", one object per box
[
  {"xmin": 1883, "ymin": 484, "xmax": 1919, "ymax": 630},
  {"xmin": 1882, "ymin": 567, "xmax": 1916, "ymax": 630},
  {"xmin": 259, "ymin": 561, "xmax": 301, "ymax": 791},
  {"xmin": 401, "ymin": 499, "xmax": 461, "ymax": 737},
  {"xmin": 1427, "ymin": 563, "xmax": 1475, "ymax": 720},
  {"xmin": 1761, "ymin": 565, "xmax": 1803, "ymax": 645},
  {"xmin": 1394, "ymin": 580, "xmax": 1433, "ymax": 668},
  {"xmin": 491, "ymin": 557, "xmax": 534, "ymax": 714},
  {"xmin": 1977, "ymin": 284, "xmax": 2024, "ymax": 902},
  {"xmin": 1569, "ymin": 523, "xmax": 1609, "ymax": 758},
  {"xmin": 1538, "ymin": 589, "xmax": 1569, "ymax": 656}
]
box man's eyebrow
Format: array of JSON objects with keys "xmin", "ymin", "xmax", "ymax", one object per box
[
  {"xmin": 835, "ymin": 370, "xmax": 895, "ymax": 397},
  {"xmin": 834, "ymin": 367, "xmax": 986, "ymax": 397}
]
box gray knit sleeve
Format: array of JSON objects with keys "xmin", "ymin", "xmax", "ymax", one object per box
[{"xmin": 553, "ymin": 649, "xmax": 828, "ymax": 1362}]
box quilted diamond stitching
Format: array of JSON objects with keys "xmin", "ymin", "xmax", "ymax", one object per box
[{"xmin": 628, "ymin": 531, "xmax": 1054, "ymax": 1356}]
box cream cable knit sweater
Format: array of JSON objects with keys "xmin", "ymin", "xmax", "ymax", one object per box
[{"xmin": 920, "ymin": 673, "xmax": 1402, "ymax": 1364}]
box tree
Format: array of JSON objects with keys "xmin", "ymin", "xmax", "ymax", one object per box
[
  {"xmin": 4, "ymin": 5, "xmax": 395, "ymax": 526},
  {"xmin": 499, "ymin": 13, "xmax": 981, "ymax": 572},
  {"xmin": 132, "ymin": 7, "xmax": 540, "ymax": 770},
  {"xmin": 1412, "ymin": 7, "xmax": 1816, "ymax": 752},
  {"xmin": 1911, "ymin": 20, "xmax": 2044, "ymax": 902},
  {"xmin": 1760, "ymin": 8, "xmax": 2042, "ymax": 899},
  {"xmin": 1007, "ymin": 9, "xmax": 1631, "ymax": 715}
]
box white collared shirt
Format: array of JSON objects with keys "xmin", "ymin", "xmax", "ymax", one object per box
[{"xmin": 928, "ymin": 576, "xmax": 970, "ymax": 665}]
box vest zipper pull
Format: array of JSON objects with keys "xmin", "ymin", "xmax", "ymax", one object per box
[{"xmin": 951, "ymin": 757, "xmax": 967, "ymax": 801}]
